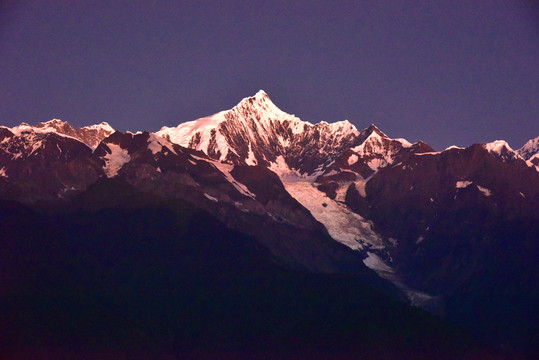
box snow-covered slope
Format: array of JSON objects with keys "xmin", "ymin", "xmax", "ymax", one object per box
[
  {"xmin": 102, "ymin": 143, "xmax": 131, "ymax": 177},
  {"xmin": 158, "ymin": 90, "xmax": 361, "ymax": 174}
]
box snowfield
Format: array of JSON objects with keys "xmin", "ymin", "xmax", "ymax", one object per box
[
  {"xmin": 283, "ymin": 180, "xmax": 384, "ymax": 251},
  {"xmin": 103, "ymin": 143, "xmax": 131, "ymax": 177}
]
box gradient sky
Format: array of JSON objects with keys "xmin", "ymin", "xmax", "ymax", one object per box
[{"xmin": 1, "ymin": 1, "xmax": 537, "ymax": 150}]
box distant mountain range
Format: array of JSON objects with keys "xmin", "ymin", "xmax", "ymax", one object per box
[{"xmin": 0, "ymin": 91, "xmax": 537, "ymax": 358}]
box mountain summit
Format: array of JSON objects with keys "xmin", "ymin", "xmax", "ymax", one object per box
[{"xmin": 158, "ymin": 90, "xmax": 361, "ymax": 174}]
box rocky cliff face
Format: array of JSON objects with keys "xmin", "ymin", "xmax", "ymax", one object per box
[{"xmin": 518, "ymin": 136, "xmax": 539, "ymax": 170}]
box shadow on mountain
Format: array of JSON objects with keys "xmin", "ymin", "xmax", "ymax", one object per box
[{"xmin": 0, "ymin": 179, "xmax": 506, "ymax": 359}]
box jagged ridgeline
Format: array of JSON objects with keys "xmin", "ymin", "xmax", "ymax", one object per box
[{"xmin": 0, "ymin": 91, "xmax": 537, "ymax": 358}]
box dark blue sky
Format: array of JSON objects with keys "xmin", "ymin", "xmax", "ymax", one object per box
[{"xmin": 1, "ymin": 1, "xmax": 537, "ymax": 150}]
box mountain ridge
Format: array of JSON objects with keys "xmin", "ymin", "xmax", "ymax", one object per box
[
  {"xmin": 5, "ymin": 91, "xmax": 537, "ymax": 168},
  {"xmin": 4, "ymin": 119, "xmax": 114, "ymax": 149},
  {"xmin": 0, "ymin": 91, "xmax": 537, "ymax": 356}
]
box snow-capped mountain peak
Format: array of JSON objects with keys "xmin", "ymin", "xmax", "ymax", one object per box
[
  {"xmin": 158, "ymin": 91, "xmax": 362, "ymax": 174},
  {"xmin": 484, "ymin": 140, "xmax": 514, "ymax": 155},
  {"xmin": 365, "ymin": 123, "xmax": 385, "ymax": 136},
  {"xmin": 345, "ymin": 124, "xmax": 414, "ymax": 172},
  {"xmin": 483, "ymin": 140, "xmax": 522, "ymax": 162}
]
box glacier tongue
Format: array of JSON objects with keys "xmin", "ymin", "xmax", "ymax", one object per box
[
  {"xmin": 283, "ymin": 179, "xmax": 384, "ymax": 251},
  {"xmin": 363, "ymin": 252, "xmax": 439, "ymax": 310},
  {"xmin": 282, "ymin": 176, "xmax": 438, "ymax": 309}
]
